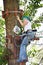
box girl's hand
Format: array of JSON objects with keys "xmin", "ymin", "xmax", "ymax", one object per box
[{"xmin": 16, "ymin": 16, "xmax": 20, "ymax": 21}]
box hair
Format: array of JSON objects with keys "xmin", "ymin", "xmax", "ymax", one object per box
[{"xmin": 19, "ymin": 9, "xmax": 24, "ymax": 12}]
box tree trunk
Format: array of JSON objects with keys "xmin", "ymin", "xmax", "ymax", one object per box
[
  {"xmin": 3, "ymin": 0, "xmax": 19, "ymax": 65},
  {"xmin": 3, "ymin": 0, "xmax": 19, "ymax": 35},
  {"xmin": 3, "ymin": 0, "xmax": 26, "ymax": 65}
]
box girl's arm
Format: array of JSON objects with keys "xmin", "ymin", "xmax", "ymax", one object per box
[
  {"xmin": 16, "ymin": 16, "xmax": 24, "ymax": 27},
  {"xmin": 16, "ymin": 16, "xmax": 28, "ymax": 27}
]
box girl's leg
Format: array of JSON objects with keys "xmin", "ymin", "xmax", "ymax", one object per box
[{"xmin": 17, "ymin": 36, "xmax": 29, "ymax": 62}]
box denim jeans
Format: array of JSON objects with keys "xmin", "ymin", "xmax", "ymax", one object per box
[{"xmin": 17, "ymin": 30, "xmax": 35, "ymax": 62}]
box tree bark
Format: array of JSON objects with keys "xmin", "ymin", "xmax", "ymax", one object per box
[
  {"xmin": 3, "ymin": 0, "xmax": 19, "ymax": 35},
  {"xmin": 3, "ymin": 0, "xmax": 19, "ymax": 65},
  {"xmin": 3, "ymin": 0, "xmax": 26, "ymax": 65}
]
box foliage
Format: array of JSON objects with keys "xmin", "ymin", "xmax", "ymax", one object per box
[
  {"xmin": 27, "ymin": 45, "xmax": 38, "ymax": 57},
  {"xmin": 19, "ymin": 0, "xmax": 43, "ymax": 20},
  {"xmin": 0, "ymin": 19, "xmax": 5, "ymax": 45},
  {"xmin": 31, "ymin": 63, "xmax": 39, "ymax": 65},
  {"xmin": 27, "ymin": 44, "xmax": 43, "ymax": 65},
  {"xmin": 0, "ymin": 46, "xmax": 8, "ymax": 65},
  {"xmin": 32, "ymin": 22, "xmax": 41, "ymax": 29},
  {"xmin": 19, "ymin": 0, "xmax": 43, "ymax": 29},
  {"xmin": 31, "ymin": 14, "xmax": 43, "ymax": 29},
  {"xmin": 39, "ymin": 13, "xmax": 43, "ymax": 22},
  {"xmin": 0, "ymin": 18, "xmax": 8, "ymax": 65}
]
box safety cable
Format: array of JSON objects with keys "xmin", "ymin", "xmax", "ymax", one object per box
[{"xmin": 2, "ymin": 10, "xmax": 20, "ymax": 16}]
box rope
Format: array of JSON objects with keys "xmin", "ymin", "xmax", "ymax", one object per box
[{"xmin": 2, "ymin": 10, "xmax": 20, "ymax": 16}]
